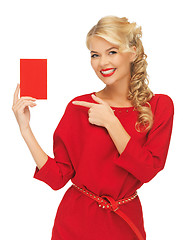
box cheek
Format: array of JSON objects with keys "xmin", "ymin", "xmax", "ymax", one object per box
[
  {"xmin": 115, "ymin": 56, "xmax": 126, "ymax": 66},
  {"xmin": 91, "ymin": 60, "xmax": 98, "ymax": 71},
  {"xmin": 115, "ymin": 57, "xmax": 130, "ymax": 71}
]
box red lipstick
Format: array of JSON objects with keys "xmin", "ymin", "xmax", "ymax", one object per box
[
  {"xmin": 100, "ymin": 68, "xmax": 116, "ymax": 77},
  {"xmin": 101, "ymin": 68, "xmax": 114, "ymax": 71}
]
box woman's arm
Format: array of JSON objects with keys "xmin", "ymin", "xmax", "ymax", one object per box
[
  {"xmin": 21, "ymin": 127, "xmax": 48, "ymax": 170},
  {"xmin": 105, "ymin": 95, "xmax": 174, "ymax": 184},
  {"xmin": 12, "ymin": 84, "xmax": 75, "ymax": 190},
  {"xmin": 12, "ymin": 84, "xmax": 48, "ymax": 170},
  {"xmin": 105, "ymin": 116, "xmax": 131, "ymax": 155}
]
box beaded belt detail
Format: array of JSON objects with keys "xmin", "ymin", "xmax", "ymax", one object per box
[
  {"xmin": 72, "ymin": 183, "xmax": 144, "ymax": 240},
  {"xmin": 72, "ymin": 183, "xmax": 138, "ymax": 212}
]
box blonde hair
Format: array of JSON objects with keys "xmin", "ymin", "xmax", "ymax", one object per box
[{"xmin": 86, "ymin": 15, "xmax": 154, "ymax": 133}]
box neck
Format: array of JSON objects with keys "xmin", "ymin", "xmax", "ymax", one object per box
[{"xmin": 104, "ymin": 75, "xmax": 131, "ymax": 103}]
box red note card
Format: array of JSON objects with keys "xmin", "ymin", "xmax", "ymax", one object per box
[{"xmin": 20, "ymin": 59, "xmax": 47, "ymax": 99}]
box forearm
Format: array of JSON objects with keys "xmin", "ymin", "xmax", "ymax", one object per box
[
  {"xmin": 105, "ymin": 116, "xmax": 131, "ymax": 155},
  {"xmin": 21, "ymin": 127, "xmax": 48, "ymax": 170}
]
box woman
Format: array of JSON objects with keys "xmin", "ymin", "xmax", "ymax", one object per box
[{"xmin": 12, "ymin": 16, "xmax": 174, "ymax": 240}]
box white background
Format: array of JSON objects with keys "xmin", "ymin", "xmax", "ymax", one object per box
[{"xmin": 1, "ymin": 0, "xmax": 182, "ymax": 239}]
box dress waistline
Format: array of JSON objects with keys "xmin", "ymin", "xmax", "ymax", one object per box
[{"xmin": 72, "ymin": 183, "xmax": 144, "ymax": 240}]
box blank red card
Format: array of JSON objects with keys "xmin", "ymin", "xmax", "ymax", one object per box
[{"xmin": 20, "ymin": 59, "xmax": 47, "ymax": 99}]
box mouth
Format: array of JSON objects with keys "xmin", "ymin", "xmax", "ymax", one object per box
[{"xmin": 100, "ymin": 68, "xmax": 116, "ymax": 77}]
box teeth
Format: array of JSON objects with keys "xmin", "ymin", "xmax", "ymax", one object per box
[{"xmin": 101, "ymin": 69, "xmax": 116, "ymax": 74}]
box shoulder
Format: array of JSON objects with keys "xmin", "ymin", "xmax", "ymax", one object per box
[
  {"xmin": 149, "ymin": 93, "xmax": 174, "ymax": 109},
  {"xmin": 54, "ymin": 92, "xmax": 93, "ymax": 135},
  {"xmin": 149, "ymin": 93, "xmax": 174, "ymax": 117},
  {"xmin": 151, "ymin": 93, "xmax": 173, "ymax": 104},
  {"xmin": 70, "ymin": 92, "xmax": 93, "ymax": 102},
  {"xmin": 55, "ymin": 93, "xmax": 92, "ymax": 132}
]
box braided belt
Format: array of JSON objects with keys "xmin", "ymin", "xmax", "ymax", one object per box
[{"xmin": 72, "ymin": 183, "xmax": 144, "ymax": 240}]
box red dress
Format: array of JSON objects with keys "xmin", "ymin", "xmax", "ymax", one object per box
[{"xmin": 33, "ymin": 92, "xmax": 174, "ymax": 240}]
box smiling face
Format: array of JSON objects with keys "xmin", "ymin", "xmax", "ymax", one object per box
[{"xmin": 89, "ymin": 36, "xmax": 136, "ymax": 86}]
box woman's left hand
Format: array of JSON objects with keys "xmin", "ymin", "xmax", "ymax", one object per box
[{"xmin": 72, "ymin": 94, "xmax": 116, "ymax": 128}]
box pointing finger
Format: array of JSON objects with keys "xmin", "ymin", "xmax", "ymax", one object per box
[
  {"xmin": 91, "ymin": 94, "xmax": 109, "ymax": 106},
  {"xmin": 72, "ymin": 101, "xmax": 95, "ymax": 108}
]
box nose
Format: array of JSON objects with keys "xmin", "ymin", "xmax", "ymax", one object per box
[{"xmin": 99, "ymin": 55, "xmax": 110, "ymax": 68}]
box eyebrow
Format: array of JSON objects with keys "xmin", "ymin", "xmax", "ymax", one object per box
[{"xmin": 90, "ymin": 47, "xmax": 118, "ymax": 54}]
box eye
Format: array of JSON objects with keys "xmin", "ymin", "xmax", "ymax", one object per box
[
  {"xmin": 91, "ymin": 54, "xmax": 99, "ymax": 58},
  {"xmin": 109, "ymin": 51, "xmax": 117, "ymax": 55}
]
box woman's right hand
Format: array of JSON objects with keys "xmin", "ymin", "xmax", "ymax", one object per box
[{"xmin": 12, "ymin": 84, "xmax": 37, "ymax": 133}]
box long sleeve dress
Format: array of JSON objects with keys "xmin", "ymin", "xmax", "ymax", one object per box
[{"xmin": 33, "ymin": 91, "xmax": 174, "ymax": 240}]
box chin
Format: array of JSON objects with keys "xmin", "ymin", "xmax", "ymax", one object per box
[
  {"xmin": 103, "ymin": 80, "xmax": 117, "ymax": 86},
  {"xmin": 97, "ymin": 73, "xmax": 119, "ymax": 85}
]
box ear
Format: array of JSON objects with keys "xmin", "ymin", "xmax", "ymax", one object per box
[{"xmin": 130, "ymin": 46, "xmax": 137, "ymax": 62}]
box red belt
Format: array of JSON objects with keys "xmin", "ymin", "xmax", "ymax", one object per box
[{"xmin": 72, "ymin": 183, "xmax": 144, "ymax": 240}]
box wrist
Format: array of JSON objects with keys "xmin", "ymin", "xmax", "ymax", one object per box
[
  {"xmin": 20, "ymin": 125, "xmax": 31, "ymax": 137},
  {"xmin": 105, "ymin": 115, "xmax": 119, "ymax": 130}
]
